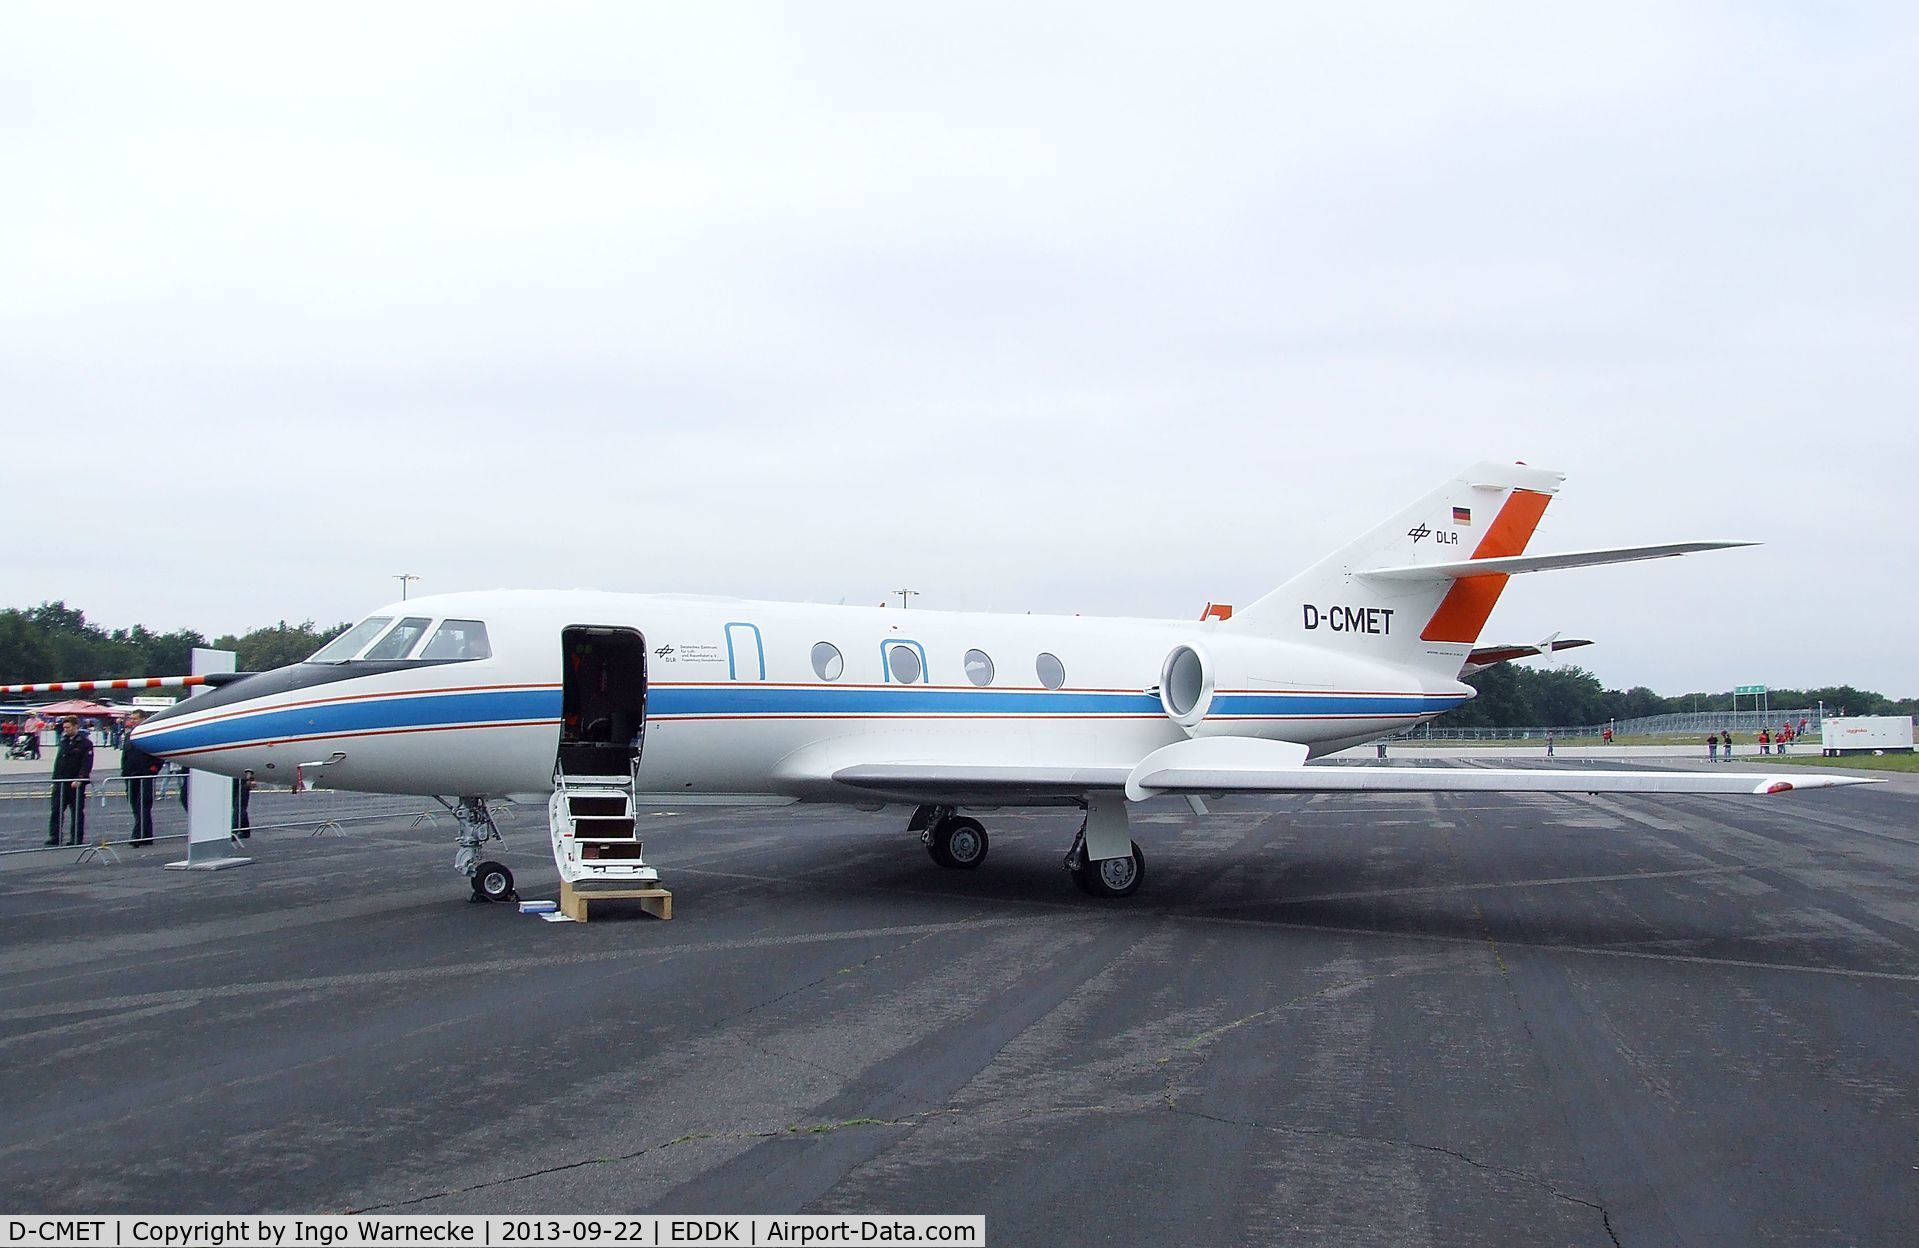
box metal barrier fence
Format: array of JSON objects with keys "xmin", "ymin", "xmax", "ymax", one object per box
[
  {"xmin": 0, "ymin": 773, "xmax": 440, "ymax": 859},
  {"xmin": 1391, "ymin": 708, "xmax": 1841, "ymax": 741}
]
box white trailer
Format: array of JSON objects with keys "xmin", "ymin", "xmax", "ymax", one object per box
[{"xmin": 1821, "ymin": 716, "xmax": 1915, "ymax": 755}]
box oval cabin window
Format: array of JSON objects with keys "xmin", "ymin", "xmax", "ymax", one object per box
[
  {"xmin": 811, "ymin": 642, "xmax": 844, "ymax": 681},
  {"xmin": 963, "ymin": 649, "xmax": 995, "ymax": 687},
  {"xmin": 888, "ymin": 644, "xmax": 923, "ymax": 685},
  {"xmin": 1035, "ymin": 652, "xmax": 1065, "ymax": 690}
]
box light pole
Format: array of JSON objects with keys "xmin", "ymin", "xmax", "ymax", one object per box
[
  {"xmin": 393, "ymin": 574, "xmax": 420, "ymax": 600},
  {"xmin": 893, "ymin": 588, "xmax": 919, "ymax": 609}
]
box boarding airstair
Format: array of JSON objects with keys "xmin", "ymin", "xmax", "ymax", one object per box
[{"xmin": 548, "ymin": 760, "xmax": 660, "ymax": 888}]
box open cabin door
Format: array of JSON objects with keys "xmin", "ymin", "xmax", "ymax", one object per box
[
  {"xmin": 559, "ymin": 626, "xmax": 647, "ymax": 778},
  {"xmin": 551, "ymin": 626, "xmax": 659, "ymax": 887}
]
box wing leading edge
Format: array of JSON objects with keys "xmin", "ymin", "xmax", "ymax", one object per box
[{"xmin": 831, "ymin": 736, "xmax": 1878, "ymax": 805}]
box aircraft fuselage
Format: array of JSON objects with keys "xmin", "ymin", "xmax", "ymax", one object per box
[{"xmin": 137, "ymin": 589, "xmax": 1472, "ymax": 804}]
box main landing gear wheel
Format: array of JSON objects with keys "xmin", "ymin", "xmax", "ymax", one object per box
[
  {"xmin": 927, "ymin": 816, "xmax": 989, "ymax": 869},
  {"xmin": 472, "ymin": 860, "xmax": 516, "ymax": 904},
  {"xmin": 1073, "ymin": 841, "xmax": 1145, "ymax": 898}
]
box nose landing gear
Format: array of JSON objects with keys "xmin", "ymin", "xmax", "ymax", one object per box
[{"xmin": 447, "ymin": 797, "xmax": 518, "ymax": 903}]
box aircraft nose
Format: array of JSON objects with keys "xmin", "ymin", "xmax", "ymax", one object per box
[{"xmin": 129, "ymin": 669, "xmax": 275, "ymax": 760}]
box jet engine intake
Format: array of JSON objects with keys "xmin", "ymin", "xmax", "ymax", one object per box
[{"xmin": 1159, "ymin": 643, "xmax": 1215, "ymax": 731}]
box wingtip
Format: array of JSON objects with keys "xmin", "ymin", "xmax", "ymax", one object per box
[{"xmin": 1754, "ymin": 774, "xmax": 1885, "ymax": 794}]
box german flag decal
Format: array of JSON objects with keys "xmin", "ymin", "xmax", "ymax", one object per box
[
  {"xmin": 1421, "ymin": 489, "xmax": 1552, "ymax": 643},
  {"xmin": 1452, "ymin": 506, "xmax": 1472, "ymax": 525}
]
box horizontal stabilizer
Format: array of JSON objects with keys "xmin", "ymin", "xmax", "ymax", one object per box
[
  {"xmin": 1462, "ymin": 637, "xmax": 1592, "ymax": 676},
  {"xmin": 1467, "ymin": 639, "xmax": 1591, "ymax": 666},
  {"xmin": 1358, "ymin": 541, "xmax": 1755, "ymax": 582}
]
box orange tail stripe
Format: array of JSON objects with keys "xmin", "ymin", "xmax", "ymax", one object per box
[{"xmin": 1420, "ymin": 488, "xmax": 1552, "ymax": 643}]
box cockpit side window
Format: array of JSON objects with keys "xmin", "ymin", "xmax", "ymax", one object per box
[
  {"xmin": 363, "ymin": 617, "xmax": 432, "ymax": 661},
  {"xmin": 420, "ymin": 619, "xmax": 491, "ymax": 661},
  {"xmin": 309, "ymin": 616, "xmax": 393, "ymax": 663}
]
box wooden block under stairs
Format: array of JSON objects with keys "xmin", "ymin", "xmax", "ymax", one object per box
[{"xmin": 559, "ymin": 880, "xmax": 672, "ymax": 923}]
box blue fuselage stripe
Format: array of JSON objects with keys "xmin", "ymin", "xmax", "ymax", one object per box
[{"xmin": 140, "ymin": 685, "xmax": 1467, "ymax": 754}]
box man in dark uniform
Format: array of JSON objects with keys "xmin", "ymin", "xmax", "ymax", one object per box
[
  {"xmin": 48, "ymin": 716, "xmax": 94, "ymax": 846},
  {"xmin": 121, "ymin": 710, "xmax": 164, "ymax": 845}
]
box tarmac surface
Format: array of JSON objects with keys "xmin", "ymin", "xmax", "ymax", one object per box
[{"xmin": 1, "ymin": 761, "xmax": 1914, "ymax": 1245}]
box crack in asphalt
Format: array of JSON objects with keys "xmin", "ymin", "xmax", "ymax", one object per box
[{"xmin": 1441, "ymin": 814, "xmax": 1625, "ymax": 1248}]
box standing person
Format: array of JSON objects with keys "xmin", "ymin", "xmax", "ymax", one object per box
[
  {"xmin": 1545, "ymin": 731, "xmax": 1556, "ymax": 759},
  {"xmin": 23, "ymin": 714, "xmax": 42, "ymax": 759},
  {"xmin": 1708, "ymin": 732, "xmax": 1719, "ymax": 762},
  {"xmin": 1722, "ymin": 729, "xmax": 1735, "ymax": 761},
  {"xmin": 46, "ymin": 717, "xmax": 94, "ymax": 846},
  {"xmin": 231, "ymin": 769, "xmax": 254, "ymax": 839},
  {"xmin": 1759, "ymin": 727, "xmax": 1771, "ymax": 755},
  {"xmin": 120, "ymin": 711, "xmax": 163, "ymax": 845}
]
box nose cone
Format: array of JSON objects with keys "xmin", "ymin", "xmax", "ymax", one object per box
[{"xmin": 129, "ymin": 668, "xmax": 297, "ymax": 770}]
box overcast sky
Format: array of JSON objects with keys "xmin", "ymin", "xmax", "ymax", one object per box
[{"xmin": 4, "ymin": 3, "xmax": 1913, "ymax": 697}]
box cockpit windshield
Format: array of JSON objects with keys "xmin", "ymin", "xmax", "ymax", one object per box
[
  {"xmin": 364, "ymin": 617, "xmax": 431, "ymax": 661},
  {"xmin": 306, "ymin": 614, "xmax": 493, "ymax": 664},
  {"xmin": 309, "ymin": 616, "xmax": 393, "ymax": 663}
]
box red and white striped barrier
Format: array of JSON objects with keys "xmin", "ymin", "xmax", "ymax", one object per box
[{"xmin": 0, "ymin": 675, "xmax": 209, "ymax": 695}]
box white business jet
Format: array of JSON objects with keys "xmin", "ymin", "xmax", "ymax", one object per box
[{"xmin": 130, "ymin": 461, "xmax": 1871, "ymax": 903}]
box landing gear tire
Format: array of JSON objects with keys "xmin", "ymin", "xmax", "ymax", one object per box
[
  {"xmin": 1073, "ymin": 841, "xmax": 1145, "ymax": 899},
  {"xmin": 473, "ymin": 860, "xmax": 516, "ymax": 903},
  {"xmin": 927, "ymin": 817, "xmax": 988, "ymax": 870}
]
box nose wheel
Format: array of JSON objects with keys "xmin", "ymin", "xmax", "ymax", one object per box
[
  {"xmin": 471, "ymin": 860, "xmax": 517, "ymax": 904},
  {"xmin": 448, "ymin": 796, "xmax": 518, "ymax": 903}
]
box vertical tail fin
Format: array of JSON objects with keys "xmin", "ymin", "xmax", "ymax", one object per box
[{"xmin": 1226, "ymin": 461, "xmax": 1564, "ymax": 676}]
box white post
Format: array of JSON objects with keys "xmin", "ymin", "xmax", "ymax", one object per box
[{"xmin": 164, "ymin": 648, "xmax": 251, "ymax": 872}]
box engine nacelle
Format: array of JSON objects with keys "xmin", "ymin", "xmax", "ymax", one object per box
[{"xmin": 1159, "ymin": 643, "xmax": 1216, "ymax": 732}]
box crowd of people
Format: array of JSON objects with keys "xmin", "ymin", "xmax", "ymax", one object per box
[
  {"xmin": 34, "ymin": 712, "xmax": 252, "ymax": 848},
  {"xmin": 1706, "ymin": 718, "xmax": 1811, "ymax": 761}
]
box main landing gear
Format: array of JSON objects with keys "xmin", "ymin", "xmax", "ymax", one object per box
[
  {"xmin": 447, "ymin": 796, "xmax": 517, "ymax": 904},
  {"xmin": 1062, "ymin": 822, "xmax": 1146, "ymax": 898},
  {"xmin": 909, "ymin": 796, "xmax": 1146, "ymax": 898},
  {"xmin": 912, "ymin": 805, "xmax": 989, "ymax": 869}
]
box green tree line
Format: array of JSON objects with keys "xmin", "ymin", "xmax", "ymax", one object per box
[
  {"xmin": 1449, "ymin": 663, "xmax": 1919, "ymax": 728},
  {"xmin": 0, "ymin": 603, "xmax": 347, "ymax": 685}
]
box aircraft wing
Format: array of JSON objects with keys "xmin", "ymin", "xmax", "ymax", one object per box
[
  {"xmin": 831, "ymin": 737, "xmax": 1878, "ymax": 805},
  {"xmin": 832, "ymin": 762, "xmax": 1133, "ymax": 801}
]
